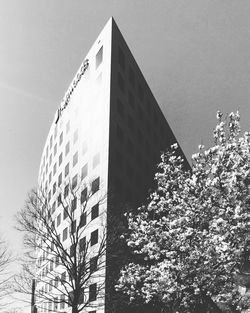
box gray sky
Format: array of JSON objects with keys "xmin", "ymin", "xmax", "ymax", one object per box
[{"xmin": 0, "ymin": 0, "xmax": 249, "ymax": 300}]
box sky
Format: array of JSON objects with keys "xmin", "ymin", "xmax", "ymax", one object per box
[{"xmin": 0, "ymin": 0, "xmax": 250, "ymax": 310}]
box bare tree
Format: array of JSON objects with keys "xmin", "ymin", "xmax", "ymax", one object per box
[
  {"xmin": 0, "ymin": 238, "xmax": 12, "ymax": 312},
  {"xmin": 15, "ymin": 179, "xmax": 107, "ymax": 313}
]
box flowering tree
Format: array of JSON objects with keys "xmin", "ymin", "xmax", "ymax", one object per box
[{"xmin": 117, "ymin": 112, "xmax": 250, "ymax": 313}]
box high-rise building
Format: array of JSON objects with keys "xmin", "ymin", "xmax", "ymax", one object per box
[{"xmin": 37, "ymin": 17, "xmax": 187, "ymax": 313}]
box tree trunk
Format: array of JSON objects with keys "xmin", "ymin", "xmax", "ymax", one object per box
[{"xmin": 72, "ymin": 305, "xmax": 78, "ymax": 313}]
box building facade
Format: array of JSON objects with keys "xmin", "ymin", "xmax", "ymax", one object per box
[{"xmin": 37, "ymin": 17, "xmax": 187, "ymax": 313}]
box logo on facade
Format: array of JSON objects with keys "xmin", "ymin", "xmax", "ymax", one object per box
[{"xmin": 55, "ymin": 58, "xmax": 89, "ymax": 124}]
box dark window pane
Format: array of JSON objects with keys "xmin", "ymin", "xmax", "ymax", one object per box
[
  {"xmin": 80, "ymin": 212, "xmax": 87, "ymax": 228},
  {"xmin": 73, "ymin": 151, "xmax": 78, "ymax": 167},
  {"xmin": 57, "ymin": 194, "xmax": 62, "ymax": 206},
  {"xmin": 91, "ymin": 178, "xmax": 100, "ymax": 194},
  {"xmin": 91, "ymin": 229, "xmax": 98, "ymax": 246},
  {"xmin": 63, "ymin": 206, "xmax": 68, "ymax": 219},
  {"xmin": 71, "ymin": 220, "xmax": 76, "ymax": 234},
  {"xmin": 70, "ymin": 244, "xmax": 75, "ymax": 257},
  {"xmin": 79, "ymin": 237, "xmax": 86, "ymax": 252},
  {"xmin": 90, "ymin": 256, "xmax": 98, "ymax": 273},
  {"xmin": 57, "ymin": 214, "xmax": 61, "ymax": 227},
  {"xmin": 63, "ymin": 227, "xmax": 67, "ymax": 241},
  {"xmin": 72, "ymin": 175, "xmax": 77, "ymax": 189},
  {"xmin": 81, "ymin": 164, "xmax": 88, "ymax": 180},
  {"xmin": 71, "ymin": 197, "xmax": 77, "ymax": 211},
  {"xmin": 96, "ymin": 46, "xmax": 103, "ymax": 69},
  {"xmin": 91, "ymin": 204, "xmax": 99, "ymax": 220},
  {"xmin": 89, "ymin": 283, "xmax": 97, "ymax": 302},
  {"xmin": 65, "ymin": 163, "xmax": 69, "ymax": 177},
  {"xmin": 64, "ymin": 184, "xmax": 69, "ymax": 198},
  {"xmin": 81, "ymin": 188, "xmax": 88, "ymax": 204}
]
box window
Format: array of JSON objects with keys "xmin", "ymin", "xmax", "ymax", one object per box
[
  {"xmin": 82, "ymin": 141, "xmax": 87, "ymax": 155},
  {"xmin": 93, "ymin": 153, "xmax": 100, "ymax": 169},
  {"xmin": 65, "ymin": 163, "xmax": 69, "ymax": 177},
  {"xmin": 90, "ymin": 229, "xmax": 98, "ymax": 246},
  {"xmin": 48, "ymin": 191, "xmax": 51, "ymax": 202},
  {"xmin": 54, "ymin": 144, "xmax": 57, "ymax": 156},
  {"xmin": 91, "ymin": 177, "xmax": 100, "ymax": 194},
  {"xmin": 63, "ymin": 227, "xmax": 68, "ymax": 241},
  {"xmin": 79, "ymin": 237, "xmax": 86, "ymax": 252},
  {"xmin": 69, "ymin": 241, "xmax": 76, "ymax": 257},
  {"xmin": 57, "ymin": 214, "xmax": 61, "ymax": 227},
  {"xmin": 80, "ymin": 212, "xmax": 87, "ymax": 227},
  {"xmin": 72, "ymin": 175, "xmax": 77, "ymax": 189},
  {"xmin": 54, "ymin": 297, "xmax": 58, "ymax": 311},
  {"xmin": 64, "ymin": 184, "xmax": 69, "ymax": 198},
  {"xmin": 50, "ymin": 135, "xmax": 53, "ymax": 148},
  {"xmin": 50, "ymin": 260, "xmax": 53, "ymax": 271},
  {"xmin": 61, "ymin": 271, "xmax": 66, "ymax": 282},
  {"xmin": 71, "ymin": 220, "xmax": 76, "ymax": 234},
  {"xmin": 118, "ymin": 47, "xmax": 125, "ymax": 70},
  {"xmin": 79, "ymin": 288, "xmax": 85, "ymax": 304},
  {"xmin": 89, "ymin": 283, "xmax": 97, "ymax": 301},
  {"xmin": 66, "ymin": 120, "xmax": 70, "ymax": 133},
  {"xmin": 71, "ymin": 197, "xmax": 77, "ymax": 211},
  {"xmin": 80, "ymin": 165, "xmax": 87, "ymax": 182},
  {"xmin": 63, "ymin": 206, "xmax": 68, "ymax": 220},
  {"xmin": 53, "ymin": 182, "xmax": 56, "ymax": 195},
  {"xmin": 91, "ymin": 204, "xmax": 99, "ymax": 220},
  {"xmin": 69, "ymin": 290, "xmax": 74, "ymax": 304},
  {"xmin": 59, "ymin": 132, "xmax": 63, "ymax": 145},
  {"xmin": 53, "ymin": 163, "xmax": 57, "ymax": 175},
  {"xmin": 60, "ymin": 294, "xmax": 65, "ymax": 309},
  {"xmin": 90, "ymin": 256, "xmax": 98, "ymax": 273},
  {"xmin": 59, "ymin": 152, "xmax": 63, "ymax": 166},
  {"xmin": 57, "ymin": 193, "xmax": 62, "ymax": 206},
  {"xmin": 118, "ymin": 72, "xmax": 125, "ymax": 92},
  {"xmin": 55, "ymin": 276, "xmax": 59, "ymax": 288},
  {"xmin": 52, "ymin": 201, "xmax": 56, "ymax": 214},
  {"xmin": 96, "ymin": 46, "xmax": 103, "ymax": 69},
  {"xmin": 65, "ymin": 142, "xmax": 70, "ymax": 155},
  {"xmin": 81, "ymin": 187, "xmax": 87, "ymax": 204},
  {"xmin": 73, "ymin": 151, "xmax": 78, "ymax": 167},
  {"xmin": 73, "ymin": 129, "xmax": 78, "ymax": 143},
  {"xmin": 49, "ymin": 154, "xmax": 52, "ymax": 165},
  {"xmin": 58, "ymin": 173, "xmax": 62, "ymax": 187}
]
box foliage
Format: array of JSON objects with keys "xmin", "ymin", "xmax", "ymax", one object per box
[
  {"xmin": 15, "ymin": 180, "xmax": 106, "ymax": 313},
  {"xmin": 117, "ymin": 112, "xmax": 250, "ymax": 312}
]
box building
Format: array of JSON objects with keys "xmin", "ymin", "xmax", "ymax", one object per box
[{"xmin": 37, "ymin": 17, "xmax": 187, "ymax": 313}]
